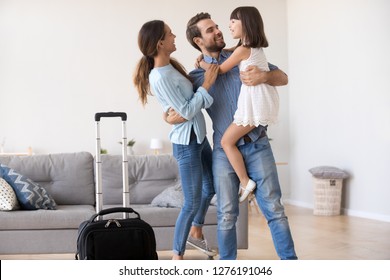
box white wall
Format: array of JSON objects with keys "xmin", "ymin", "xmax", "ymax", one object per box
[
  {"xmin": 0, "ymin": 0, "xmax": 288, "ymax": 156},
  {"xmin": 287, "ymin": 0, "xmax": 390, "ymax": 221},
  {"xmin": 0, "ymin": 0, "xmax": 291, "ymax": 196},
  {"xmin": 2, "ymin": 0, "xmax": 389, "ymax": 221}
]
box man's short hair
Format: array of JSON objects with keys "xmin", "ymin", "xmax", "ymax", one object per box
[{"xmin": 186, "ymin": 12, "xmax": 211, "ymax": 51}]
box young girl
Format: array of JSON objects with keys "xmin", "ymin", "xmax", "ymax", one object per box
[
  {"xmin": 133, "ymin": 20, "xmax": 219, "ymax": 260},
  {"xmin": 200, "ymin": 6, "xmax": 279, "ymax": 203}
]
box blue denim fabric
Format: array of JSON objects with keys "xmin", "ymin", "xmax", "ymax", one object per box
[
  {"xmin": 189, "ymin": 51, "xmax": 276, "ymax": 149},
  {"xmin": 213, "ymin": 136, "xmax": 297, "ymax": 260},
  {"xmin": 172, "ymin": 137, "xmax": 215, "ymax": 256}
]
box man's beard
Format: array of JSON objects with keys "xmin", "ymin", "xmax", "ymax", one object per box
[{"xmin": 204, "ymin": 38, "xmax": 226, "ymax": 53}]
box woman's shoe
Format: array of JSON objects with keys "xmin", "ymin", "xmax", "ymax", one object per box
[
  {"xmin": 239, "ymin": 179, "xmax": 256, "ymax": 203},
  {"xmin": 187, "ymin": 235, "xmax": 217, "ymax": 257}
]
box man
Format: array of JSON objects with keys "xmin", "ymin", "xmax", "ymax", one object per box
[{"xmin": 168, "ymin": 12, "xmax": 297, "ymax": 260}]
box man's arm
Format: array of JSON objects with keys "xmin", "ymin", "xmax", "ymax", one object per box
[{"xmin": 240, "ymin": 65, "xmax": 288, "ymax": 87}]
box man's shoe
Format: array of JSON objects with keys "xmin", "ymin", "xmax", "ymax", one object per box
[{"xmin": 187, "ymin": 235, "xmax": 217, "ymax": 257}]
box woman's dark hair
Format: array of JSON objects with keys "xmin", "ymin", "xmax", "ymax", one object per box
[{"xmin": 133, "ymin": 20, "xmax": 189, "ymax": 105}]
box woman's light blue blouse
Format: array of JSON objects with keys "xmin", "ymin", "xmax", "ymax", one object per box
[{"xmin": 149, "ymin": 64, "xmax": 213, "ymax": 145}]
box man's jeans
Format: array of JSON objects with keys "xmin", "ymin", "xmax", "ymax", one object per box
[
  {"xmin": 213, "ymin": 136, "xmax": 297, "ymax": 260},
  {"xmin": 172, "ymin": 137, "xmax": 215, "ymax": 256}
]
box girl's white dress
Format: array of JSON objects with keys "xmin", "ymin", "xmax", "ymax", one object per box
[{"xmin": 234, "ymin": 47, "xmax": 279, "ymax": 127}]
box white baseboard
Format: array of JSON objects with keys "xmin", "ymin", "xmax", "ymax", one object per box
[
  {"xmin": 342, "ymin": 208, "xmax": 390, "ymax": 222},
  {"xmin": 283, "ymin": 199, "xmax": 312, "ymax": 209},
  {"xmin": 284, "ymin": 199, "xmax": 390, "ymax": 223}
]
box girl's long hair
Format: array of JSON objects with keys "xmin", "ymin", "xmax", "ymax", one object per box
[{"xmin": 230, "ymin": 6, "xmax": 269, "ymax": 48}]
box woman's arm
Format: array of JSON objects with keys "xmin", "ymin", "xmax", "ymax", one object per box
[
  {"xmin": 156, "ymin": 65, "xmax": 218, "ymax": 121},
  {"xmin": 156, "ymin": 79, "xmax": 210, "ymax": 121},
  {"xmin": 163, "ymin": 108, "xmax": 187, "ymax": 125}
]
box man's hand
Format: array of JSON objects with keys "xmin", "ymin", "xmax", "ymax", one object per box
[
  {"xmin": 163, "ymin": 108, "xmax": 187, "ymax": 125},
  {"xmin": 240, "ymin": 65, "xmax": 288, "ymax": 87}
]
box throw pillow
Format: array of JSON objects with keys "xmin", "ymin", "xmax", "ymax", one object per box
[
  {"xmin": 309, "ymin": 166, "xmax": 349, "ymax": 179},
  {"xmin": 151, "ymin": 184, "xmax": 184, "ymax": 208},
  {"xmin": 0, "ymin": 178, "xmax": 20, "ymax": 211},
  {"xmin": 0, "ymin": 164, "xmax": 57, "ymax": 210}
]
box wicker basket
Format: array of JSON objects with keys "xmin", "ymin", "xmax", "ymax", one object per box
[{"xmin": 313, "ymin": 177, "xmax": 343, "ymax": 216}]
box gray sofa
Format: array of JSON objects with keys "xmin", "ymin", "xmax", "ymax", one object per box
[{"xmin": 0, "ymin": 152, "xmax": 248, "ymax": 255}]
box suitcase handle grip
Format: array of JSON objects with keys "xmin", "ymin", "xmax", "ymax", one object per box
[
  {"xmin": 90, "ymin": 207, "xmax": 140, "ymax": 222},
  {"xmin": 95, "ymin": 112, "xmax": 127, "ymax": 121}
]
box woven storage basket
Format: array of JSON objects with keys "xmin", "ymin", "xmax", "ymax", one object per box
[{"xmin": 313, "ymin": 177, "xmax": 343, "ymax": 216}]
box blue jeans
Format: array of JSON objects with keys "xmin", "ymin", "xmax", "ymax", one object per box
[
  {"xmin": 213, "ymin": 135, "xmax": 297, "ymax": 260},
  {"xmin": 172, "ymin": 137, "xmax": 215, "ymax": 256}
]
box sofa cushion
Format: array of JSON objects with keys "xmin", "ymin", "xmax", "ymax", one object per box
[
  {"xmin": 0, "ymin": 178, "xmax": 20, "ymax": 210},
  {"xmin": 102, "ymin": 204, "xmax": 217, "ymax": 227},
  {"xmin": 309, "ymin": 166, "xmax": 349, "ymax": 179},
  {"xmin": 0, "ymin": 152, "xmax": 95, "ymax": 205},
  {"xmin": 0, "ymin": 205, "xmax": 96, "ymax": 230},
  {"xmin": 151, "ymin": 184, "xmax": 184, "ymax": 208},
  {"xmin": 101, "ymin": 154, "xmax": 180, "ymax": 205},
  {"xmin": 0, "ymin": 164, "xmax": 57, "ymax": 210}
]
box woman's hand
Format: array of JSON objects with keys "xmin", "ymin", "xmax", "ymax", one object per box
[
  {"xmin": 202, "ymin": 64, "xmax": 219, "ymax": 90},
  {"xmin": 163, "ymin": 108, "xmax": 187, "ymax": 125}
]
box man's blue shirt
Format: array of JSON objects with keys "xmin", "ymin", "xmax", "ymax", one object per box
[{"xmin": 189, "ymin": 50, "xmax": 273, "ymax": 149}]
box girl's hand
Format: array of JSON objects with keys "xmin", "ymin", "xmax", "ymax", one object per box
[
  {"xmin": 194, "ymin": 54, "xmax": 203, "ymax": 68},
  {"xmin": 199, "ymin": 59, "xmax": 209, "ymax": 70}
]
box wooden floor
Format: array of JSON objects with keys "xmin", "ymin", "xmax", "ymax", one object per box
[
  {"xmin": 243, "ymin": 204, "xmax": 390, "ymax": 260},
  {"xmin": 1, "ymin": 204, "xmax": 389, "ymax": 260}
]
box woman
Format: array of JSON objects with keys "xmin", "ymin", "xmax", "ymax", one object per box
[{"xmin": 133, "ymin": 20, "xmax": 219, "ymax": 260}]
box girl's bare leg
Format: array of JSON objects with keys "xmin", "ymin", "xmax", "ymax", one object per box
[{"xmin": 221, "ymin": 123, "xmax": 254, "ymax": 187}]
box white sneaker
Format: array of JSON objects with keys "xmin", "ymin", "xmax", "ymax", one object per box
[{"xmin": 239, "ymin": 179, "xmax": 256, "ymax": 203}]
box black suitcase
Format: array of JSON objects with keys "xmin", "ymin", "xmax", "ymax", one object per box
[
  {"xmin": 76, "ymin": 207, "xmax": 158, "ymax": 260},
  {"xmin": 75, "ymin": 112, "xmax": 158, "ymax": 260}
]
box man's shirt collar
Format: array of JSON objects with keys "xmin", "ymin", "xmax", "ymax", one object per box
[{"xmin": 203, "ymin": 50, "xmax": 230, "ymax": 64}]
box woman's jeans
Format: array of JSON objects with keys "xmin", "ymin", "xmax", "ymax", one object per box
[
  {"xmin": 172, "ymin": 137, "xmax": 215, "ymax": 256},
  {"xmin": 213, "ymin": 135, "xmax": 297, "ymax": 260}
]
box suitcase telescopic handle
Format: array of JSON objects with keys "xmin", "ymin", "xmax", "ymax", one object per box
[
  {"xmin": 91, "ymin": 207, "xmax": 140, "ymax": 222},
  {"xmin": 94, "ymin": 111, "xmax": 130, "ymax": 219},
  {"xmin": 95, "ymin": 112, "xmax": 127, "ymax": 121}
]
